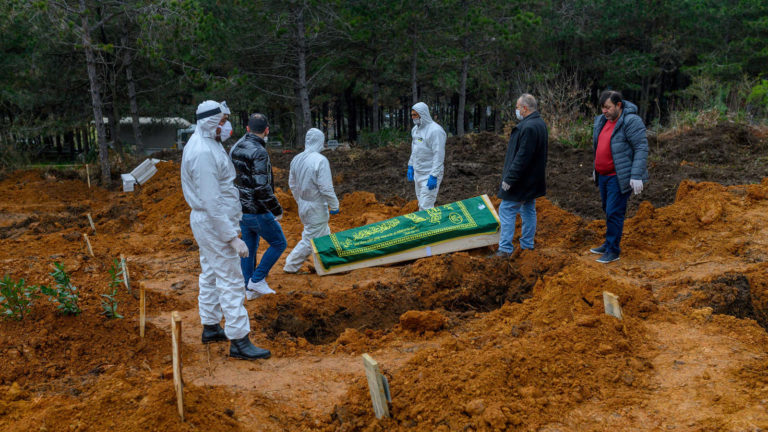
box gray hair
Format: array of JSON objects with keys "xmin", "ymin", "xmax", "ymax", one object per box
[{"xmin": 518, "ymin": 93, "xmax": 538, "ymax": 111}]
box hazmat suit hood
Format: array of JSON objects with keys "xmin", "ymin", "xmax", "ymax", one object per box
[
  {"xmin": 194, "ymin": 100, "xmax": 225, "ymax": 139},
  {"xmin": 412, "ymin": 102, "xmax": 434, "ymax": 128},
  {"xmin": 304, "ymin": 128, "xmax": 325, "ymax": 153}
]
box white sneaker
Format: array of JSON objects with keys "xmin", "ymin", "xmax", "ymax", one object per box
[
  {"xmin": 247, "ymin": 279, "xmax": 276, "ymax": 298},
  {"xmin": 245, "ymin": 287, "xmax": 261, "ymax": 301}
]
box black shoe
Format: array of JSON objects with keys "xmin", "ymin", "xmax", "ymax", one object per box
[
  {"xmin": 589, "ymin": 245, "xmax": 607, "ymax": 254},
  {"xmin": 201, "ymin": 324, "xmax": 227, "ymax": 344},
  {"xmin": 230, "ymin": 335, "xmax": 271, "ymax": 360},
  {"xmin": 596, "ymin": 252, "xmax": 620, "ymax": 263}
]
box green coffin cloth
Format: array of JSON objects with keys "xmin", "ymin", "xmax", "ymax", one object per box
[{"xmin": 312, "ymin": 195, "xmax": 499, "ymax": 271}]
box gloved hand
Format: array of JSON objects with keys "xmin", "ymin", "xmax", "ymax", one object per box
[
  {"xmin": 329, "ymin": 208, "xmax": 340, "ymax": 215},
  {"xmin": 592, "ymin": 170, "xmax": 598, "ymax": 187},
  {"xmin": 427, "ymin": 175, "xmax": 438, "ymax": 190},
  {"xmin": 228, "ymin": 237, "xmax": 249, "ymax": 258},
  {"xmin": 501, "ymin": 181, "xmax": 510, "ymax": 191},
  {"xmin": 630, "ymin": 179, "xmax": 643, "ymax": 195},
  {"xmin": 274, "ymin": 213, "xmax": 283, "ymax": 221},
  {"xmin": 407, "ymin": 166, "xmax": 414, "ymax": 182}
]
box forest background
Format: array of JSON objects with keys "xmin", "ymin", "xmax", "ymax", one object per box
[{"xmin": 1, "ymin": 0, "xmax": 767, "ymax": 185}]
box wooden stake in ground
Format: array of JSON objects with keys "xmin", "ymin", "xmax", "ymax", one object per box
[
  {"xmin": 85, "ymin": 163, "xmax": 91, "ymax": 189},
  {"xmin": 86, "ymin": 213, "xmax": 96, "ymax": 233},
  {"xmin": 603, "ymin": 291, "xmax": 623, "ymax": 320},
  {"xmin": 139, "ymin": 283, "xmax": 146, "ymax": 338},
  {"xmin": 83, "ymin": 233, "xmax": 94, "ymax": 257},
  {"xmin": 171, "ymin": 311, "xmax": 185, "ymax": 421},
  {"xmin": 362, "ymin": 353, "xmax": 391, "ymax": 419},
  {"xmin": 120, "ymin": 253, "xmax": 131, "ymax": 294}
]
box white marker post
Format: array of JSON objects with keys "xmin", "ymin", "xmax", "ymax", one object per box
[
  {"xmin": 120, "ymin": 253, "xmax": 131, "ymax": 294},
  {"xmin": 87, "ymin": 213, "xmax": 96, "ymax": 233},
  {"xmin": 362, "ymin": 353, "xmax": 391, "ymax": 419},
  {"xmin": 85, "ymin": 164, "xmax": 91, "ymax": 189},
  {"xmin": 171, "ymin": 311, "xmax": 185, "ymax": 421},
  {"xmin": 83, "ymin": 233, "xmax": 94, "ymax": 257},
  {"xmin": 603, "ymin": 291, "xmax": 623, "ymax": 320}
]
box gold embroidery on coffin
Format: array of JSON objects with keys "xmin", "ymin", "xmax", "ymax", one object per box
[{"xmin": 329, "ymin": 201, "xmax": 478, "ymax": 257}]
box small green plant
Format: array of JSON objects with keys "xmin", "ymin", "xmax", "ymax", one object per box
[
  {"xmin": 0, "ymin": 275, "xmax": 40, "ymax": 320},
  {"xmin": 41, "ymin": 262, "xmax": 81, "ymax": 315},
  {"xmin": 101, "ymin": 260, "xmax": 123, "ymax": 319},
  {"xmin": 100, "ymin": 288, "xmax": 123, "ymax": 319}
]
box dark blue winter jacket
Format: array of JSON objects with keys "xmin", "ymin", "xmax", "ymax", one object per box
[{"xmin": 592, "ymin": 100, "xmax": 649, "ymax": 194}]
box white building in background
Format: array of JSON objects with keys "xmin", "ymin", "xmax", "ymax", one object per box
[{"xmin": 116, "ymin": 117, "xmax": 192, "ymax": 155}]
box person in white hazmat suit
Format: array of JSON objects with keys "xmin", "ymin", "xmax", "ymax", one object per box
[
  {"xmin": 407, "ymin": 102, "xmax": 446, "ymax": 210},
  {"xmin": 181, "ymin": 100, "xmax": 270, "ymax": 360},
  {"xmin": 283, "ymin": 128, "xmax": 340, "ymax": 274},
  {"xmin": 217, "ymin": 101, "xmax": 234, "ymax": 143}
]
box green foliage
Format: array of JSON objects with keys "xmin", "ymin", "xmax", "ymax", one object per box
[
  {"xmin": 100, "ymin": 288, "xmax": 122, "ymax": 319},
  {"xmin": 748, "ymin": 80, "xmax": 768, "ymax": 113},
  {"xmin": 108, "ymin": 259, "xmax": 123, "ymax": 289},
  {"xmin": 41, "ymin": 262, "xmax": 81, "ymax": 315},
  {"xmin": 358, "ymin": 128, "xmax": 410, "ymax": 149},
  {"xmin": 101, "ymin": 260, "xmax": 124, "ymax": 319},
  {"xmin": 0, "ymin": 275, "xmax": 41, "ymax": 321}
]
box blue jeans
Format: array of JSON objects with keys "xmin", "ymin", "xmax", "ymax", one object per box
[
  {"xmin": 498, "ymin": 199, "xmax": 536, "ymax": 252},
  {"xmin": 239, "ymin": 213, "xmax": 287, "ymax": 286},
  {"xmin": 598, "ymin": 174, "xmax": 630, "ymax": 255}
]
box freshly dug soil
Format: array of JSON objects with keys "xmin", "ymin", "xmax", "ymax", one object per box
[{"xmin": 1, "ymin": 122, "xmax": 768, "ymax": 431}]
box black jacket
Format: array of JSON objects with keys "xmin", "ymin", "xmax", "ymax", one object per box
[
  {"xmin": 498, "ymin": 111, "xmax": 548, "ymax": 202},
  {"xmin": 230, "ymin": 133, "xmax": 282, "ymax": 216}
]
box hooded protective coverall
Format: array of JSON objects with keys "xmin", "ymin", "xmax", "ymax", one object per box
[
  {"xmin": 409, "ymin": 102, "xmax": 446, "ymax": 210},
  {"xmin": 283, "ymin": 128, "xmax": 340, "ymax": 273},
  {"xmin": 181, "ymin": 100, "xmax": 250, "ymax": 340}
]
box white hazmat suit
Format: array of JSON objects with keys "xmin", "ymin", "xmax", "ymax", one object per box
[
  {"xmin": 409, "ymin": 102, "xmax": 446, "ymax": 210},
  {"xmin": 283, "ymin": 128, "xmax": 340, "ymax": 273},
  {"xmin": 181, "ymin": 100, "xmax": 250, "ymax": 340}
]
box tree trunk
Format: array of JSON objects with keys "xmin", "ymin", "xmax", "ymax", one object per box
[
  {"xmin": 123, "ymin": 37, "xmax": 144, "ymax": 151},
  {"xmin": 346, "ymin": 86, "xmax": 357, "ymax": 143},
  {"xmin": 372, "ymin": 81, "xmax": 380, "ymax": 133},
  {"xmin": 294, "ymin": 4, "xmax": 311, "ymax": 147},
  {"xmin": 457, "ymin": 54, "xmax": 469, "ymax": 136},
  {"xmin": 80, "ymin": 0, "xmax": 110, "ymax": 185},
  {"xmin": 494, "ymin": 107, "xmax": 502, "ymax": 134},
  {"xmin": 411, "ymin": 44, "xmax": 418, "ymax": 105}
]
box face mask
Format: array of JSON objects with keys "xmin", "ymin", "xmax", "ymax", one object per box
[
  {"xmin": 515, "ymin": 109, "xmax": 523, "ymax": 121},
  {"xmin": 218, "ymin": 120, "xmax": 233, "ymax": 142},
  {"xmin": 413, "ymin": 118, "xmax": 421, "ymax": 126},
  {"xmin": 263, "ymin": 136, "xmax": 268, "ymax": 143}
]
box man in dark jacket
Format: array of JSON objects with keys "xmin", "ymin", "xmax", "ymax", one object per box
[
  {"xmin": 229, "ymin": 113, "xmax": 287, "ymax": 299},
  {"xmin": 589, "ymin": 90, "xmax": 649, "ymax": 263},
  {"xmin": 496, "ymin": 93, "xmax": 548, "ymax": 256}
]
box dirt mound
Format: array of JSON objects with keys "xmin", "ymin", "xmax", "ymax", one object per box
[
  {"xmin": 0, "ymin": 369, "xmax": 242, "ymax": 431},
  {"xmin": 318, "ymin": 263, "xmax": 657, "ymax": 431},
  {"xmin": 2, "ymin": 124, "xmax": 768, "ymax": 431}
]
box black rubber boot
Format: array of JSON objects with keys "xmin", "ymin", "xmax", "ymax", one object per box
[
  {"xmin": 230, "ymin": 335, "xmax": 271, "ymax": 360},
  {"xmin": 201, "ymin": 324, "xmax": 227, "ymax": 344}
]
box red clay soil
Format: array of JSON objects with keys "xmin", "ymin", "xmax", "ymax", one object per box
[{"xmin": 1, "ymin": 125, "xmax": 768, "ymax": 431}]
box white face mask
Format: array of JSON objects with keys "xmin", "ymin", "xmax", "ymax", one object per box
[
  {"xmin": 413, "ymin": 118, "xmax": 421, "ymax": 126},
  {"xmin": 263, "ymin": 136, "xmax": 268, "ymax": 143},
  {"xmin": 515, "ymin": 109, "xmax": 524, "ymax": 121},
  {"xmin": 218, "ymin": 120, "xmax": 233, "ymax": 142}
]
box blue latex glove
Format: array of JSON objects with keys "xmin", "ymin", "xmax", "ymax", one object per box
[
  {"xmin": 427, "ymin": 175, "xmax": 438, "ymax": 190},
  {"xmin": 407, "ymin": 166, "xmax": 414, "ymax": 182},
  {"xmin": 329, "ymin": 208, "xmax": 340, "ymax": 215}
]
